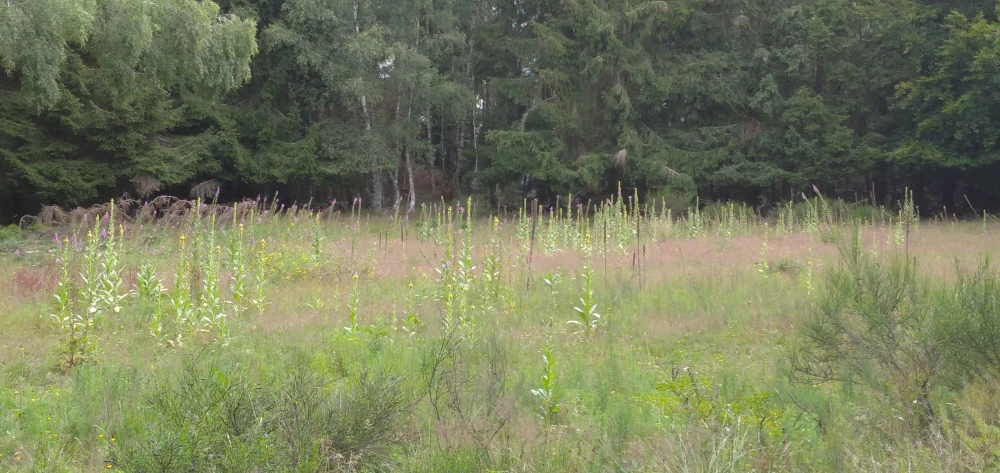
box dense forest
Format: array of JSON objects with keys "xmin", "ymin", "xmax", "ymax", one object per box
[{"xmin": 2, "ymin": 0, "xmax": 1000, "ymax": 222}]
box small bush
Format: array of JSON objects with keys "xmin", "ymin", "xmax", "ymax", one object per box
[
  {"xmin": 789, "ymin": 238, "xmax": 942, "ymax": 431},
  {"xmin": 114, "ymin": 351, "xmax": 409, "ymax": 472},
  {"xmin": 0, "ymin": 224, "xmax": 23, "ymax": 252},
  {"xmin": 790, "ymin": 238, "xmax": 1000, "ymax": 434}
]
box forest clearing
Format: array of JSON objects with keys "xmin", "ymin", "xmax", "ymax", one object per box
[{"xmin": 2, "ymin": 193, "xmax": 1000, "ymax": 472}]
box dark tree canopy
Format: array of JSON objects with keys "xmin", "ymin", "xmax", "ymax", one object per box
[{"xmin": 3, "ymin": 0, "xmax": 1000, "ymax": 221}]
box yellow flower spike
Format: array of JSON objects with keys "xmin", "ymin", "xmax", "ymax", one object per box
[
  {"xmin": 99, "ymin": 434, "xmax": 104, "ymax": 439},
  {"xmin": 407, "ymin": 282, "xmax": 413, "ymax": 289}
]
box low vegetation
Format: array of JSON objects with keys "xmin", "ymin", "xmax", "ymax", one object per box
[{"xmin": 2, "ymin": 191, "xmax": 1000, "ymax": 472}]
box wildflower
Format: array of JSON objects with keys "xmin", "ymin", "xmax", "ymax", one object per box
[
  {"xmin": 53, "ymin": 233, "xmax": 60, "ymax": 245},
  {"xmin": 99, "ymin": 433, "xmax": 104, "ymax": 439}
]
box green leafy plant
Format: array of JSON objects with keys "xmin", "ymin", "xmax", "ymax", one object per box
[
  {"xmin": 49, "ymin": 237, "xmax": 95, "ymax": 370},
  {"xmin": 531, "ymin": 338, "xmax": 560, "ymax": 424},
  {"xmin": 569, "ymin": 235, "xmax": 601, "ymax": 336}
]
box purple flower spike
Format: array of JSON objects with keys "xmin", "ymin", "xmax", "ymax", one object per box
[
  {"xmin": 801, "ymin": 192, "xmax": 807, "ymax": 201},
  {"xmin": 101, "ymin": 228, "xmax": 108, "ymax": 240},
  {"xmin": 53, "ymin": 233, "xmax": 60, "ymax": 245},
  {"xmin": 215, "ymin": 187, "xmax": 221, "ymax": 198},
  {"xmin": 103, "ymin": 213, "xmax": 109, "ymax": 221},
  {"xmin": 812, "ymin": 184, "xmax": 820, "ymax": 194}
]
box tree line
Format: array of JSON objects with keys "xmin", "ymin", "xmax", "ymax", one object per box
[{"xmin": 2, "ymin": 0, "xmax": 1000, "ymax": 222}]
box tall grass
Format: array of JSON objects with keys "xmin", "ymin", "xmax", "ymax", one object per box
[{"xmin": 2, "ymin": 190, "xmax": 1000, "ymax": 472}]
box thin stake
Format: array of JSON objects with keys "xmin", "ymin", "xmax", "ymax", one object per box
[
  {"xmin": 603, "ymin": 216, "xmax": 608, "ymax": 290},
  {"xmin": 526, "ymin": 199, "xmax": 539, "ymax": 294}
]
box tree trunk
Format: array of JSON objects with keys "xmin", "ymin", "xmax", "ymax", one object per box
[
  {"xmin": 391, "ymin": 89, "xmax": 403, "ymax": 213},
  {"xmin": 355, "ymin": 0, "xmax": 381, "ymax": 211},
  {"xmin": 455, "ymin": 116, "xmax": 464, "ymax": 192},
  {"xmin": 465, "ymin": 20, "xmax": 478, "ymax": 193},
  {"xmin": 427, "ymin": 106, "xmax": 436, "ymax": 198},
  {"xmin": 441, "ymin": 112, "xmax": 448, "ymax": 186},
  {"xmin": 406, "ymin": 89, "xmax": 416, "ymax": 213}
]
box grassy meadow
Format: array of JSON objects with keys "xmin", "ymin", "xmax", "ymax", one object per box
[{"xmin": 2, "ymin": 193, "xmax": 1000, "ymax": 472}]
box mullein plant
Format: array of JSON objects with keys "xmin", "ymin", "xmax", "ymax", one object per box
[
  {"xmin": 345, "ymin": 273, "xmax": 360, "ymax": 333},
  {"xmin": 135, "ymin": 260, "xmax": 166, "ymax": 341},
  {"xmin": 480, "ymin": 217, "xmax": 504, "ymax": 316},
  {"xmin": 805, "ymin": 238, "xmax": 815, "ymax": 299},
  {"xmin": 310, "ymin": 211, "xmax": 323, "ymax": 266},
  {"xmin": 202, "ymin": 213, "xmax": 228, "ymax": 338},
  {"xmin": 50, "ymin": 236, "xmax": 95, "ymax": 370},
  {"xmin": 167, "ymin": 234, "xmax": 195, "ymax": 347},
  {"xmin": 81, "ymin": 218, "xmax": 104, "ymax": 327},
  {"xmin": 686, "ymin": 197, "xmax": 706, "ymax": 239},
  {"xmin": 531, "ymin": 336, "xmax": 560, "ymax": 424},
  {"xmin": 456, "ymin": 198, "xmax": 477, "ymax": 340},
  {"xmin": 569, "ymin": 233, "xmax": 601, "ymax": 336},
  {"xmin": 402, "ymin": 281, "xmax": 421, "ymax": 335},
  {"xmin": 436, "ymin": 206, "xmax": 458, "ymax": 333},
  {"xmin": 227, "ymin": 222, "xmax": 248, "ymax": 319},
  {"xmin": 250, "ymin": 238, "xmax": 269, "ymax": 313},
  {"xmin": 97, "ymin": 201, "xmax": 126, "ymax": 317},
  {"xmin": 756, "ymin": 224, "xmax": 771, "ymax": 275}
]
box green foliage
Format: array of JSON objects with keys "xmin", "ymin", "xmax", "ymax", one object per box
[
  {"xmin": 114, "ymin": 352, "xmax": 408, "ymax": 471},
  {"xmin": 791, "ymin": 236, "xmax": 1000, "ymax": 433},
  {"xmin": 0, "ymin": 0, "xmax": 257, "ymax": 212},
  {"xmin": 6, "ymin": 0, "xmax": 1000, "ymax": 216}
]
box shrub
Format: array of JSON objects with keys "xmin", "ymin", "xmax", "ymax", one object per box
[
  {"xmin": 789, "ymin": 238, "xmax": 943, "ymax": 430},
  {"xmin": 114, "ymin": 351, "xmax": 409, "ymax": 472},
  {"xmin": 790, "ymin": 237, "xmax": 1000, "ymax": 434}
]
